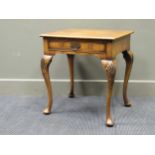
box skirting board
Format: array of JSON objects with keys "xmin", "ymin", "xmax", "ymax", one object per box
[{"xmin": 0, "ymin": 79, "xmax": 155, "ymax": 96}]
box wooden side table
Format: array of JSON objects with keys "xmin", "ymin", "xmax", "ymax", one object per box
[{"xmin": 40, "ymin": 29, "xmax": 134, "ymax": 127}]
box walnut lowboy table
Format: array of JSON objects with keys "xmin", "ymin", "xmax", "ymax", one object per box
[{"xmin": 40, "ymin": 29, "xmax": 134, "ymax": 127}]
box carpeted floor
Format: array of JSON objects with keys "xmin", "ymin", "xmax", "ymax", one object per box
[{"xmin": 0, "ymin": 95, "xmax": 155, "ymax": 135}]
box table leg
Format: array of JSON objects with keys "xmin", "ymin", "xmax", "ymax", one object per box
[
  {"xmin": 41, "ymin": 55, "xmax": 54, "ymax": 114},
  {"xmin": 67, "ymin": 54, "xmax": 75, "ymax": 98},
  {"xmin": 122, "ymin": 50, "xmax": 134, "ymax": 107},
  {"xmin": 101, "ymin": 59, "xmax": 116, "ymax": 127}
]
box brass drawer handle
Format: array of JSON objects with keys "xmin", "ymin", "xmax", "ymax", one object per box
[{"xmin": 71, "ymin": 42, "xmax": 81, "ymax": 51}]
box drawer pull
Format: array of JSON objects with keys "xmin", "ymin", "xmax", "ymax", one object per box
[{"xmin": 71, "ymin": 42, "xmax": 81, "ymax": 51}]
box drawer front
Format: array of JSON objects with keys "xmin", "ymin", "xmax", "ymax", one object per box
[{"xmin": 47, "ymin": 39, "xmax": 106, "ymax": 54}]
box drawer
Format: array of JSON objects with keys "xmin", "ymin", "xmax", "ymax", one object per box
[{"xmin": 47, "ymin": 39, "xmax": 106, "ymax": 54}]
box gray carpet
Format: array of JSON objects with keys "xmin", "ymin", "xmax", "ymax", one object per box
[{"xmin": 0, "ymin": 95, "xmax": 155, "ymax": 135}]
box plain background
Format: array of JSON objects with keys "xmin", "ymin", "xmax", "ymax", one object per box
[{"xmin": 0, "ymin": 19, "xmax": 154, "ymax": 96}]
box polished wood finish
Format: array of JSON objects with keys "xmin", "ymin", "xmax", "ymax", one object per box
[
  {"xmin": 122, "ymin": 51, "xmax": 134, "ymax": 107},
  {"xmin": 42, "ymin": 35, "xmax": 130, "ymax": 60},
  {"xmin": 48, "ymin": 38, "xmax": 106, "ymax": 54},
  {"xmin": 40, "ymin": 29, "xmax": 134, "ymax": 127},
  {"xmin": 41, "ymin": 55, "xmax": 54, "ymax": 114},
  {"xmin": 67, "ymin": 54, "xmax": 75, "ymax": 98},
  {"xmin": 41, "ymin": 29, "xmax": 133, "ymax": 40},
  {"xmin": 101, "ymin": 60, "xmax": 116, "ymax": 127}
]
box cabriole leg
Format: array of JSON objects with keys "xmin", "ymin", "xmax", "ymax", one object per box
[
  {"xmin": 41, "ymin": 55, "xmax": 54, "ymax": 114},
  {"xmin": 122, "ymin": 51, "xmax": 134, "ymax": 107},
  {"xmin": 67, "ymin": 54, "xmax": 75, "ymax": 98},
  {"xmin": 101, "ymin": 59, "xmax": 117, "ymax": 127}
]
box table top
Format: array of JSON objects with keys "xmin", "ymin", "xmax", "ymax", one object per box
[{"xmin": 40, "ymin": 29, "xmax": 134, "ymax": 40}]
